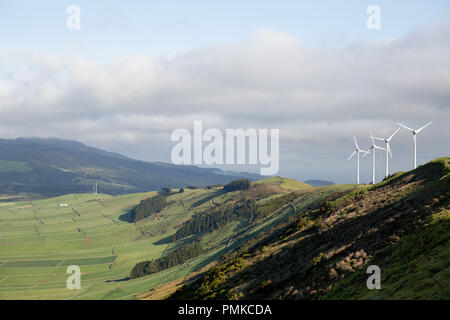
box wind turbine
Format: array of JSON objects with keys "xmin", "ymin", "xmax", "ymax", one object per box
[
  {"xmin": 363, "ymin": 132, "xmax": 386, "ymax": 184},
  {"xmin": 347, "ymin": 136, "xmax": 369, "ymax": 184},
  {"xmin": 396, "ymin": 122, "xmax": 432, "ymax": 169},
  {"xmin": 372, "ymin": 128, "xmax": 400, "ymax": 178}
]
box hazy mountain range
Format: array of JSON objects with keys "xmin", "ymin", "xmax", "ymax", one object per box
[{"xmin": 0, "ymin": 137, "xmax": 262, "ymax": 197}]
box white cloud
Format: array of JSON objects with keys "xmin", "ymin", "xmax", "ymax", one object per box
[{"xmin": 0, "ymin": 21, "xmax": 449, "ymax": 182}]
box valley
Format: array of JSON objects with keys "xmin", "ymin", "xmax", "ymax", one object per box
[{"xmin": 0, "ymin": 176, "xmax": 351, "ymax": 299}]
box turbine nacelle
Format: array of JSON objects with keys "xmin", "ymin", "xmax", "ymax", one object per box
[
  {"xmin": 396, "ymin": 121, "xmax": 433, "ymax": 170},
  {"xmin": 396, "ymin": 122, "xmax": 432, "ymax": 135},
  {"xmin": 347, "ymin": 136, "xmax": 369, "ymax": 185},
  {"xmin": 372, "ymin": 127, "xmax": 399, "ymax": 159},
  {"xmin": 367, "ymin": 131, "xmax": 386, "ymax": 152},
  {"xmin": 347, "ymin": 136, "xmax": 369, "ymax": 160}
]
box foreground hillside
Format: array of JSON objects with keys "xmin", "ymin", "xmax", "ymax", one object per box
[
  {"xmin": 0, "ymin": 176, "xmax": 355, "ymax": 299},
  {"xmin": 168, "ymin": 158, "xmax": 449, "ymax": 300},
  {"xmin": 0, "ymin": 137, "xmax": 260, "ymax": 198}
]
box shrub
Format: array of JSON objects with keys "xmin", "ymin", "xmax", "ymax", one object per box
[
  {"xmin": 320, "ymin": 201, "xmax": 331, "ymax": 213},
  {"xmin": 295, "ymin": 214, "xmax": 311, "ymax": 231},
  {"xmin": 223, "ymin": 179, "xmax": 251, "ymax": 192},
  {"xmin": 131, "ymin": 195, "xmax": 167, "ymax": 222},
  {"xmin": 313, "ymin": 252, "xmax": 324, "ymax": 266},
  {"xmin": 159, "ymin": 188, "xmax": 173, "ymax": 196}
]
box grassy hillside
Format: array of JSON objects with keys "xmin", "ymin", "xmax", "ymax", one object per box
[
  {"xmin": 0, "ymin": 176, "xmax": 354, "ymax": 299},
  {"xmin": 168, "ymin": 158, "xmax": 450, "ymax": 300}
]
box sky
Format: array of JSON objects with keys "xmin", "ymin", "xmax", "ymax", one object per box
[{"xmin": 0, "ymin": 0, "xmax": 449, "ymax": 183}]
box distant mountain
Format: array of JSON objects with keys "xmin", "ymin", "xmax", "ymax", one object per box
[
  {"xmin": 216, "ymin": 169, "xmax": 263, "ymax": 181},
  {"xmin": 0, "ymin": 137, "xmax": 262, "ymax": 197},
  {"xmin": 304, "ymin": 179, "xmax": 335, "ymax": 186}
]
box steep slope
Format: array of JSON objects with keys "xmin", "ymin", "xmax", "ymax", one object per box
[
  {"xmin": 0, "ymin": 137, "xmax": 261, "ymax": 197},
  {"xmin": 168, "ymin": 157, "xmax": 450, "ymax": 300},
  {"xmin": 135, "ymin": 179, "xmax": 360, "ymax": 299}
]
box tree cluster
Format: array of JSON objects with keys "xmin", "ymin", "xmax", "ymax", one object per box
[
  {"xmin": 130, "ymin": 242, "xmax": 203, "ymax": 279},
  {"xmin": 223, "ymin": 179, "xmax": 251, "ymax": 192},
  {"xmin": 172, "ymin": 199, "xmax": 256, "ymax": 241},
  {"xmin": 131, "ymin": 194, "xmax": 167, "ymax": 222}
]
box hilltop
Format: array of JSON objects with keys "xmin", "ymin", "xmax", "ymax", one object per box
[
  {"xmin": 166, "ymin": 157, "xmax": 449, "ymax": 300},
  {"xmin": 0, "ymin": 137, "xmax": 261, "ymax": 198}
]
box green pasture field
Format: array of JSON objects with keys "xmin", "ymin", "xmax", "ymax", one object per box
[{"xmin": 0, "ymin": 179, "xmax": 356, "ymax": 299}]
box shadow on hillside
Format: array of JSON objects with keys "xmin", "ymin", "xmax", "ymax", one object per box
[
  {"xmin": 154, "ymin": 231, "xmax": 204, "ymax": 246},
  {"xmin": 191, "ymin": 190, "xmax": 225, "ymax": 208},
  {"xmin": 106, "ymin": 277, "xmax": 130, "ymax": 283},
  {"xmin": 153, "ymin": 235, "xmax": 173, "ymax": 245},
  {"xmin": 169, "ymin": 162, "xmax": 450, "ymax": 299},
  {"xmin": 118, "ymin": 209, "xmax": 134, "ymax": 223},
  {"xmin": 219, "ymin": 174, "xmax": 448, "ymax": 299}
]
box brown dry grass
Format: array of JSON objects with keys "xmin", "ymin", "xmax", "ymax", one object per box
[{"xmin": 135, "ymin": 261, "xmax": 218, "ymax": 300}]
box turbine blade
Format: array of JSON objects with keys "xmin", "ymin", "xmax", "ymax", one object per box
[
  {"xmin": 369, "ymin": 131, "xmax": 375, "ymax": 145},
  {"xmin": 347, "ymin": 151, "xmax": 356, "ymax": 160},
  {"xmin": 362, "ymin": 149, "xmax": 370, "ymax": 158},
  {"xmin": 396, "ymin": 122, "xmax": 413, "ymax": 132},
  {"xmin": 388, "ymin": 128, "xmax": 400, "ymax": 141},
  {"xmin": 388, "ymin": 145, "xmax": 392, "ymax": 158},
  {"xmin": 353, "ymin": 136, "xmax": 359, "ymax": 150},
  {"xmin": 373, "ymin": 137, "xmax": 384, "ymax": 141},
  {"xmin": 416, "ymin": 121, "xmax": 433, "ymax": 133}
]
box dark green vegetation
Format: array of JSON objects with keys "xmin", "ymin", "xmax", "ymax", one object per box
[
  {"xmin": 172, "ymin": 199, "xmax": 256, "ymax": 241},
  {"xmin": 130, "ymin": 242, "xmax": 204, "ymax": 279},
  {"xmin": 172, "ymin": 191, "xmax": 302, "ymax": 242},
  {"xmin": 169, "ymin": 158, "xmax": 450, "ymax": 300},
  {"xmin": 223, "ymin": 179, "xmax": 251, "ymax": 192},
  {"xmin": 0, "ymin": 137, "xmax": 261, "ymax": 197},
  {"xmin": 131, "ymin": 195, "xmax": 167, "ymax": 222}
]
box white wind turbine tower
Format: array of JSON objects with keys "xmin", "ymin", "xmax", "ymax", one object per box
[
  {"xmin": 396, "ymin": 122, "xmax": 433, "ymax": 169},
  {"xmin": 363, "ymin": 132, "xmax": 386, "ymax": 184},
  {"xmin": 347, "ymin": 136, "xmax": 369, "ymax": 185},
  {"xmin": 372, "ymin": 128, "xmax": 400, "ymax": 178}
]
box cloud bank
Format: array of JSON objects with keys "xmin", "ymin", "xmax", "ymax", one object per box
[{"xmin": 0, "ymin": 20, "xmax": 449, "ymax": 182}]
